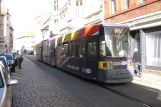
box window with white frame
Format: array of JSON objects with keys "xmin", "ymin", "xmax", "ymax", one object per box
[
  {"xmin": 146, "ymin": 31, "xmax": 161, "ymax": 67},
  {"xmin": 137, "ymin": 0, "xmax": 146, "ymax": 4},
  {"xmin": 54, "ymin": 0, "xmax": 58, "ymax": 11},
  {"xmin": 54, "ymin": 19, "xmax": 58, "ymax": 23},
  {"xmin": 76, "ymin": 0, "xmax": 83, "ymax": 18},
  {"xmin": 122, "ymin": 0, "xmax": 129, "ymax": 10},
  {"xmin": 111, "ymin": 0, "xmax": 116, "ymax": 14}
]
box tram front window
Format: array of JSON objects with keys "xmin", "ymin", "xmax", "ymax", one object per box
[
  {"xmin": 103, "ymin": 27, "xmax": 131, "ymax": 57},
  {"xmin": 100, "ymin": 36, "xmax": 112, "ymax": 57}
]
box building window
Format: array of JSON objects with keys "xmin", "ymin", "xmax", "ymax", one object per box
[
  {"xmin": 56, "ymin": 19, "xmax": 58, "ymax": 23},
  {"xmin": 122, "ymin": 0, "xmax": 129, "ymax": 9},
  {"xmin": 76, "ymin": 1, "xmax": 79, "ymax": 6},
  {"xmin": 146, "ymin": 32, "xmax": 161, "ymax": 67},
  {"xmin": 54, "ymin": 0, "xmax": 58, "ymax": 11},
  {"xmin": 76, "ymin": 0, "xmax": 83, "ymax": 18},
  {"xmin": 111, "ymin": 0, "xmax": 116, "ymax": 14},
  {"xmin": 80, "ymin": 0, "xmax": 82, "ymax": 6},
  {"xmin": 76, "ymin": 0, "xmax": 83, "ymax": 6},
  {"xmin": 54, "ymin": 19, "xmax": 58, "ymax": 23},
  {"xmin": 137, "ymin": 0, "xmax": 146, "ymax": 4}
]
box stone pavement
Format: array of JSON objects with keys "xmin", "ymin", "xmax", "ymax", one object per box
[
  {"xmin": 11, "ymin": 57, "xmax": 96, "ymax": 107},
  {"xmin": 133, "ymin": 73, "xmax": 161, "ymax": 90},
  {"xmin": 133, "ymin": 73, "xmax": 161, "ymax": 101}
]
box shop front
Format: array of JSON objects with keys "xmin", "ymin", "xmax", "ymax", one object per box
[
  {"xmin": 140, "ymin": 27, "xmax": 161, "ymax": 75},
  {"xmin": 118, "ymin": 11, "xmax": 161, "ymax": 75}
]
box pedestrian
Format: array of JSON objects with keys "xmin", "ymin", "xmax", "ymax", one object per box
[
  {"xmin": 132, "ymin": 48, "xmax": 141, "ymax": 77},
  {"xmin": 16, "ymin": 50, "xmax": 23, "ymax": 69}
]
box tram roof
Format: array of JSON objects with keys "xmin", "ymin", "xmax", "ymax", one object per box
[
  {"xmin": 63, "ymin": 24, "xmax": 129, "ymax": 36},
  {"xmin": 101, "ymin": 23, "xmax": 129, "ymax": 27},
  {"xmin": 44, "ymin": 24, "xmax": 130, "ymax": 44},
  {"xmin": 56, "ymin": 24, "xmax": 129, "ymax": 44}
]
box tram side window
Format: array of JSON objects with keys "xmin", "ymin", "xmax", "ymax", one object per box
[
  {"xmin": 78, "ymin": 44, "xmax": 85, "ymax": 58},
  {"xmin": 100, "ymin": 36, "xmax": 112, "ymax": 57},
  {"xmin": 88, "ymin": 41, "xmax": 97, "ymax": 57},
  {"xmin": 70, "ymin": 42, "xmax": 76, "ymax": 56},
  {"xmin": 100, "ymin": 41, "xmax": 106, "ymax": 57},
  {"xmin": 50, "ymin": 46, "xmax": 54, "ymax": 56},
  {"xmin": 64, "ymin": 44, "xmax": 69, "ymax": 56}
]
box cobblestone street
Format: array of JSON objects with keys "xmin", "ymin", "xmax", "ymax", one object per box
[
  {"xmin": 11, "ymin": 57, "xmax": 94, "ymax": 107},
  {"xmin": 11, "ymin": 55, "xmax": 161, "ymax": 107}
]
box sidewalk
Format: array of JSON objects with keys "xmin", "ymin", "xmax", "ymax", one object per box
[{"xmin": 133, "ymin": 73, "xmax": 161, "ymax": 90}]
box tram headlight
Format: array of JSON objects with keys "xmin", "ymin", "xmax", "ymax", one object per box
[
  {"xmin": 99, "ymin": 61, "xmax": 113, "ymax": 70},
  {"xmin": 103, "ymin": 63, "xmax": 110, "ymax": 68}
]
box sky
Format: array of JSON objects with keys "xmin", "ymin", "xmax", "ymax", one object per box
[{"xmin": 1, "ymin": 0, "xmax": 52, "ymax": 38}]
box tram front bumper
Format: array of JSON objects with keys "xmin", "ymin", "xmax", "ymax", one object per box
[
  {"xmin": 103, "ymin": 78, "xmax": 133, "ymax": 83},
  {"xmin": 98, "ymin": 69, "xmax": 134, "ymax": 83}
]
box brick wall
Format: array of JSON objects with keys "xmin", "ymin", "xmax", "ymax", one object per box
[{"xmin": 104, "ymin": 0, "xmax": 161, "ymax": 23}]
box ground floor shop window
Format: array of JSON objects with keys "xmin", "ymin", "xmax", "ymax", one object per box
[{"xmin": 146, "ymin": 32, "xmax": 161, "ymax": 67}]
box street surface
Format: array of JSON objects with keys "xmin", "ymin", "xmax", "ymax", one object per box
[{"xmin": 11, "ymin": 55, "xmax": 161, "ymax": 107}]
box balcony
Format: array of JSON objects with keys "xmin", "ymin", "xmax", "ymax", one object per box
[
  {"xmin": 84, "ymin": 12, "xmax": 102, "ymax": 25},
  {"xmin": 41, "ymin": 18, "xmax": 50, "ymax": 30},
  {"xmin": 59, "ymin": 0, "xmax": 68, "ymax": 13}
]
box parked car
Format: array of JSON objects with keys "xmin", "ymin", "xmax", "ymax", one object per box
[
  {"xmin": 0, "ymin": 56, "xmax": 11, "ymax": 74},
  {"xmin": 2, "ymin": 53, "xmax": 15, "ymax": 72},
  {"xmin": 0, "ymin": 61, "xmax": 18, "ymax": 107}
]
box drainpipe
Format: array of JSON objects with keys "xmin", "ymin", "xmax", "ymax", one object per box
[{"xmin": 101, "ymin": 0, "xmax": 105, "ymax": 24}]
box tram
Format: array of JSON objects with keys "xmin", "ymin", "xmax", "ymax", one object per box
[{"xmin": 36, "ymin": 24, "xmax": 134, "ymax": 83}]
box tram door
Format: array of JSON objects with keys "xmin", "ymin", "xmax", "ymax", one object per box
[
  {"xmin": 85, "ymin": 37, "xmax": 98, "ymax": 78},
  {"xmin": 40, "ymin": 41, "xmax": 43, "ymax": 61},
  {"xmin": 48, "ymin": 39, "xmax": 55, "ymax": 66}
]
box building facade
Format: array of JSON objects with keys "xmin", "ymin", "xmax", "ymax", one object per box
[
  {"xmin": 5, "ymin": 12, "xmax": 14, "ymax": 52},
  {"xmin": 0, "ymin": 6, "xmax": 7, "ymax": 54},
  {"xmin": 35, "ymin": 0, "xmax": 104, "ymax": 39},
  {"xmin": 17, "ymin": 30, "xmax": 36, "ymax": 53},
  {"xmin": 57, "ymin": 0, "xmax": 104, "ymax": 35},
  {"xmin": 83, "ymin": 0, "xmax": 104, "ymax": 25},
  {"xmin": 0, "ymin": 6, "xmax": 14, "ymax": 53},
  {"xmin": 35, "ymin": 0, "xmax": 59, "ymax": 42},
  {"xmin": 49, "ymin": 0, "xmax": 59, "ymax": 35},
  {"xmin": 104, "ymin": 0, "xmax": 161, "ymax": 75}
]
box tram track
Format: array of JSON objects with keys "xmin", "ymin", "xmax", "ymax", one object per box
[
  {"xmin": 97, "ymin": 83, "xmax": 152, "ymax": 107},
  {"xmin": 26, "ymin": 55, "xmax": 154, "ymax": 107}
]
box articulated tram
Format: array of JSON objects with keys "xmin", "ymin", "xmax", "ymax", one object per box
[{"xmin": 36, "ymin": 24, "xmax": 134, "ymax": 83}]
